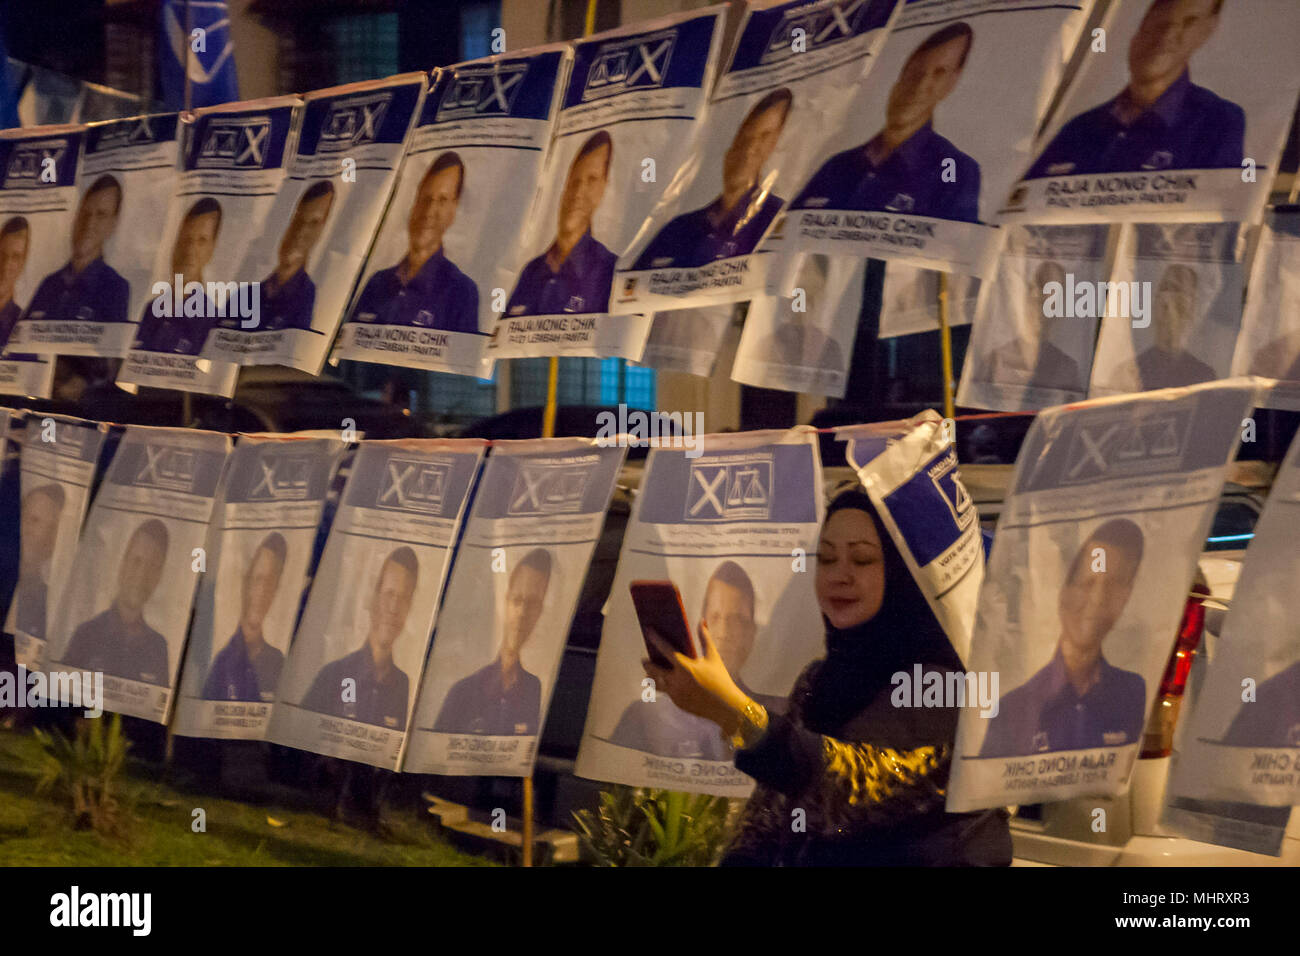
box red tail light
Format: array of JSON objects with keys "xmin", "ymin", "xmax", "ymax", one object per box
[{"xmin": 1140, "ymin": 588, "xmax": 1209, "ymax": 758}]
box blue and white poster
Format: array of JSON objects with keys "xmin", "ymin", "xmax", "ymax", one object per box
[
  {"xmin": 489, "ymin": 8, "xmax": 726, "ymax": 360},
  {"xmin": 575, "ymin": 427, "xmax": 824, "ymax": 796},
  {"xmin": 947, "ymin": 380, "xmax": 1257, "ymax": 811},
  {"xmin": 404, "ymin": 438, "xmax": 625, "ymax": 776},
  {"xmin": 46, "ymin": 425, "xmax": 232, "ymax": 724},
  {"xmin": 205, "ymin": 75, "xmax": 426, "ymax": 375},
  {"xmin": 1231, "ymin": 207, "xmax": 1300, "ymax": 410},
  {"xmin": 267, "ymin": 439, "xmax": 485, "ymax": 770},
  {"xmin": 172, "ymin": 434, "xmax": 346, "ymax": 741}
]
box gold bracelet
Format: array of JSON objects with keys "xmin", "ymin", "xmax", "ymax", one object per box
[{"xmin": 727, "ymin": 698, "xmax": 769, "ymax": 751}]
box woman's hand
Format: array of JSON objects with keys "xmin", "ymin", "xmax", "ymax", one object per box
[{"xmin": 641, "ymin": 621, "xmax": 751, "ymax": 736}]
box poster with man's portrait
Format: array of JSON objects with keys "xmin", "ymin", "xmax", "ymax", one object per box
[
  {"xmin": 1230, "ymin": 207, "xmax": 1300, "ymax": 410},
  {"xmin": 636, "ymin": 303, "xmax": 736, "ymax": 376},
  {"xmin": 878, "ymin": 263, "xmax": 979, "ymax": 339},
  {"xmin": 947, "ymin": 380, "xmax": 1256, "ymax": 811}
]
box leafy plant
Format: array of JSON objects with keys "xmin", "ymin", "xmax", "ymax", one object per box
[
  {"xmin": 32, "ymin": 714, "xmax": 132, "ymax": 837},
  {"xmin": 572, "ymin": 785, "xmax": 732, "ymax": 866}
]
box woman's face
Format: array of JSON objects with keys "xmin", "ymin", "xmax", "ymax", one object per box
[{"xmin": 815, "ymin": 508, "xmax": 887, "ymax": 629}]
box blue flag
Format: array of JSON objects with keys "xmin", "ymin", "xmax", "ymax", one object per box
[{"xmin": 157, "ymin": 0, "xmax": 239, "ymax": 110}]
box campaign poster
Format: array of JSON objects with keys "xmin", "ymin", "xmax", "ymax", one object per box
[
  {"xmin": 45, "ymin": 425, "xmax": 232, "ymax": 724},
  {"xmin": 267, "ymin": 439, "xmax": 484, "ymax": 770},
  {"xmin": 782, "ymin": 0, "xmax": 1094, "ymax": 277},
  {"xmin": 1001, "ymin": 0, "xmax": 1300, "ymax": 225},
  {"xmin": 878, "ymin": 262, "xmax": 979, "ymax": 339},
  {"xmin": 172, "ymin": 435, "xmax": 346, "ymax": 741},
  {"xmin": 842, "ymin": 411, "xmax": 983, "ymax": 662},
  {"xmin": 957, "ymin": 224, "xmax": 1109, "ymax": 411},
  {"xmin": 332, "ymin": 51, "xmax": 566, "ymax": 379},
  {"xmin": 0, "ymin": 413, "xmax": 20, "ymax": 629},
  {"xmin": 731, "ymin": 253, "xmax": 863, "ymax": 397},
  {"xmin": 610, "ymin": 0, "xmax": 901, "ymax": 314},
  {"xmin": 575, "ymin": 428, "xmax": 824, "ymax": 797},
  {"xmin": 117, "ymin": 96, "xmax": 301, "ymax": 396},
  {"xmin": 946, "ymin": 380, "xmax": 1256, "ymax": 811},
  {"xmin": 403, "ymin": 439, "xmax": 625, "ymax": 776},
  {"xmin": 1167, "ymin": 428, "xmax": 1300, "ymax": 808},
  {"xmin": 203, "ymin": 75, "xmax": 426, "ymax": 374},
  {"xmin": 488, "ymin": 8, "xmax": 726, "ymax": 360},
  {"xmin": 1230, "ymin": 207, "xmax": 1300, "ymax": 410},
  {"xmin": 0, "ymin": 125, "xmax": 84, "ymax": 400},
  {"xmin": 1089, "ymin": 222, "xmax": 1242, "ymax": 398},
  {"xmin": 7, "ymin": 415, "xmax": 107, "ymax": 673},
  {"xmin": 6, "ymin": 113, "xmax": 180, "ymax": 359},
  {"xmin": 637, "ymin": 303, "xmax": 735, "ymax": 376}
]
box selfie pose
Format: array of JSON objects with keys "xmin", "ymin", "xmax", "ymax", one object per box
[{"xmin": 642, "ymin": 488, "xmax": 1011, "ymax": 866}]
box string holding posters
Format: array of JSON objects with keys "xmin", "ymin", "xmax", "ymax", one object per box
[
  {"xmin": 6, "ymin": 113, "xmax": 180, "ymax": 362},
  {"xmin": 611, "ymin": 0, "xmax": 901, "ymax": 314},
  {"xmin": 332, "ymin": 49, "xmax": 568, "ymax": 379},
  {"xmin": 267, "ymin": 439, "xmax": 484, "ymax": 770},
  {"xmin": 7, "ymin": 415, "xmax": 108, "ymax": 674},
  {"xmin": 203, "ymin": 75, "xmax": 426, "ymax": 374},
  {"xmin": 957, "ymin": 223, "xmax": 1109, "ymax": 411},
  {"xmin": 1001, "ymin": 0, "xmax": 1300, "ymax": 225},
  {"xmin": 117, "ymin": 96, "xmax": 301, "ymax": 396},
  {"xmin": 1230, "ymin": 207, "xmax": 1300, "ymax": 410},
  {"xmin": 946, "ymin": 379, "xmax": 1256, "ymax": 812},
  {"xmin": 731, "ymin": 253, "xmax": 864, "ymax": 398},
  {"xmin": 0, "ymin": 125, "xmax": 85, "ymax": 399},
  {"xmin": 1167, "ymin": 426, "xmax": 1300, "ymax": 809},
  {"xmin": 172, "ymin": 435, "xmax": 346, "ymax": 742},
  {"xmin": 45, "ymin": 425, "xmax": 232, "ymax": 724},
  {"xmin": 488, "ymin": 8, "xmax": 727, "ymax": 361},
  {"xmin": 575, "ymin": 428, "xmax": 825, "ymax": 797},
  {"xmin": 781, "ymin": 0, "xmax": 1094, "ymax": 277},
  {"xmin": 403, "ymin": 438, "xmax": 625, "ymax": 777},
  {"xmin": 1089, "ymin": 222, "xmax": 1243, "ymax": 398}
]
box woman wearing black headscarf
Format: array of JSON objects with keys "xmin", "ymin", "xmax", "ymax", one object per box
[{"xmin": 641, "ymin": 488, "xmax": 1012, "ymax": 866}]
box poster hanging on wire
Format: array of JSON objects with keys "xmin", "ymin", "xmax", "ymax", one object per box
[
  {"xmin": 878, "ymin": 262, "xmax": 979, "ymax": 339},
  {"xmin": 731, "ymin": 253, "xmax": 863, "ymax": 397},
  {"xmin": 946, "ymin": 379, "xmax": 1256, "ymax": 811},
  {"xmin": 781, "ymin": 0, "xmax": 1093, "ymax": 277},
  {"xmin": 172, "ymin": 435, "xmax": 346, "ymax": 741},
  {"xmin": 0, "ymin": 124, "xmax": 85, "ymax": 399},
  {"xmin": 116, "ymin": 96, "xmax": 301, "ymax": 396},
  {"xmin": 637, "ymin": 303, "xmax": 735, "ymax": 376},
  {"xmin": 610, "ymin": 0, "xmax": 901, "ymax": 314},
  {"xmin": 203, "ymin": 75, "xmax": 426, "ymax": 374},
  {"xmin": 486, "ymin": 7, "xmax": 728, "ymax": 359},
  {"xmin": 1089, "ymin": 222, "xmax": 1243, "ymax": 398},
  {"xmin": 267, "ymin": 439, "xmax": 484, "ymax": 770},
  {"xmin": 1230, "ymin": 207, "xmax": 1300, "ymax": 410},
  {"xmin": 403, "ymin": 438, "xmax": 625, "ymax": 776},
  {"xmin": 575, "ymin": 427, "xmax": 824, "ymax": 797},
  {"xmin": 45, "ymin": 425, "xmax": 232, "ymax": 724},
  {"xmin": 7, "ymin": 415, "xmax": 107, "ymax": 673},
  {"xmin": 957, "ymin": 223, "xmax": 1109, "ymax": 411},
  {"xmin": 6, "ymin": 113, "xmax": 180, "ymax": 359},
  {"xmin": 1001, "ymin": 0, "xmax": 1300, "ymax": 225}
]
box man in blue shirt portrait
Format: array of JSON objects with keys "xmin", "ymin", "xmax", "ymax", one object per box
[
  {"xmin": 24, "ymin": 174, "xmax": 129, "ymax": 327},
  {"xmin": 1026, "ymin": 0, "xmax": 1242, "ymax": 178},
  {"xmin": 348, "ymin": 152, "xmax": 478, "ymax": 334},
  {"xmin": 203, "ymin": 532, "xmax": 288, "ymax": 703},
  {"xmin": 231, "ymin": 180, "xmax": 334, "ymax": 333},
  {"xmin": 611, "ymin": 560, "xmax": 785, "ymax": 760},
  {"xmin": 10, "ymin": 484, "xmax": 64, "ymax": 641},
  {"xmin": 983, "ymin": 260, "xmax": 1084, "ymax": 391},
  {"xmin": 507, "ymin": 130, "xmax": 617, "ymax": 316},
  {"xmin": 62, "ymin": 518, "xmax": 171, "ymax": 686},
  {"xmin": 0, "ymin": 216, "xmax": 32, "ymax": 356},
  {"xmin": 980, "ymin": 519, "xmax": 1148, "ymax": 758},
  {"xmin": 794, "ymin": 22, "xmax": 981, "ymax": 223},
  {"xmin": 632, "ymin": 88, "xmax": 792, "ymax": 270},
  {"xmin": 134, "ymin": 197, "xmax": 222, "ymax": 356},
  {"xmin": 301, "ymin": 546, "xmax": 419, "ymax": 731},
  {"xmin": 433, "ymin": 547, "xmax": 552, "ymax": 737},
  {"xmin": 1116, "ymin": 262, "xmax": 1216, "ymax": 391}
]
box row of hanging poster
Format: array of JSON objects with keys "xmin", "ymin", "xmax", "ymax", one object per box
[
  {"xmin": 3, "ymin": 376, "xmax": 1299, "ymax": 830},
  {"xmin": 1, "ymin": 0, "xmax": 1298, "ymax": 402}
]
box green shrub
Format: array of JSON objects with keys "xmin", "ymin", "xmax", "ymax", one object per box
[
  {"xmin": 33, "ymin": 714, "xmax": 132, "ymax": 837},
  {"xmin": 572, "ymin": 785, "xmax": 732, "ymax": 866}
]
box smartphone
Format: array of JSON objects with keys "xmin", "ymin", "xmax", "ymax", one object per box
[{"xmin": 629, "ymin": 580, "xmax": 697, "ymax": 668}]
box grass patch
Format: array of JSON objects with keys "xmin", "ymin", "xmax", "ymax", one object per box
[{"xmin": 0, "ymin": 727, "xmax": 498, "ymax": 867}]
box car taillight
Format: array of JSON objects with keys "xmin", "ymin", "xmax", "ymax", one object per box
[{"xmin": 1140, "ymin": 589, "xmax": 1208, "ymax": 759}]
